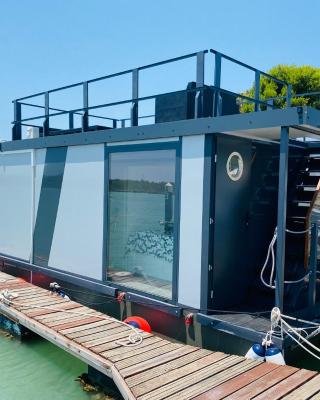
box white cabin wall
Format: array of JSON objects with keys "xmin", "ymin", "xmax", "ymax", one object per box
[
  {"xmin": 0, "ymin": 151, "xmax": 32, "ymax": 261},
  {"xmin": 48, "ymin": 144, "xmax": 104, "ymax": 279},
  {"xmin": 178, "ymin": 135, "xmax": 205, "ymax": 308}
]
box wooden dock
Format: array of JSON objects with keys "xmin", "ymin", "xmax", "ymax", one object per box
[{"xmin": 0, "ymin": 271, "xmax": 319, "ymax": 400}]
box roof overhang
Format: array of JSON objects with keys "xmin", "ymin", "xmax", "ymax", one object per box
[{"xmin": 1, "ymin": 106, "xmax": 320, "ymax": 152}]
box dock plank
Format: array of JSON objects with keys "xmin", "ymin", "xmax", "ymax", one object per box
[
  {"xmin": 103, "ymin": 336, "xmax": 163, "ymax": 359},
  {"xmin": 109, "ymin": 339, "xmax": 171, "ymax": 363},
  {"xmin": 132, "ymin": 352, "xmax": 228, "ymax": 397},
  {"xmin": 116, "ymin": 343, "xmax": 184, "ymax": 371},
  {"xmin": 281, "ymin": 374, "xmax": 320, "ymax": 399},
  {"xmin": 222, "ymin": 365, "xmax": 298, "ymax": 399},
  {"xmin": 25, "ymin": 302, "xmax": 81, "ymax": 317},
  {"xmin": 194, "ymin": 362, "xmax": 279, "ymax": 400},
  {"xmin": 77, "ymin": 326, "xmax": 131, "ymax": 344},
  {"xmin": 253, "ymin": 369, "xmax": 318, "ymax": 400},
  {"xmin": 163, "ymin": 359, "xmax": 258, "ymax": 400},
  {"xmin": 90, "ymin": 331, "xmax": 152, "ymax": 354},
  {"xmin": 126, "ymin": 349, "xmax": 211, "ymax": 387},
  {"xmin": 66, "ymin": 321, "xmax": 123, "ymax": 339},
  {"xmin": 59, "ymin": 319, "xmax": 111, "ymax": 335},
  {"xmin": 51, "ymin": 316, "xmax": 103, "ymax": 331},
  {"xmin": 121, "ymin": 346, "xmax": 198, "ymax": 378},
  {"xmin": 138, "ymin": 357, "xmax": 255, "ymax": 400}
]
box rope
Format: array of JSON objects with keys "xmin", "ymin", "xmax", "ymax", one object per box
[
  {"xmin": 260, "ymin": 227, "xmax": 311, "ymax": 289},
  {"xmin": 0, "ymin": 290, "xmax": 143, "ymax": 347},
  {"xmin": 267, "ymin": 307, "xmax": 320, "ymax": 361}
]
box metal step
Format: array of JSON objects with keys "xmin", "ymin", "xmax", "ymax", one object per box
[
  {"xmin": 287, "ymin": 216, "xmax": 307, "ymax": 221},
  {"xmin": 296, "ymin": 185, "xmax": 317, "ymax": 191},
  {"xmin": 300, "ymin": 170, "xmax": 320, "ymax": 176},
  {"xmin": 296, "ymin": 201, "xmax": 311, "ymax": 207}
]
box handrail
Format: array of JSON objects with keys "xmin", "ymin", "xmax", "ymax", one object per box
[
  {"xmin": 209, "ymin": 49, "xmax": 288, "ymax": 86},
  {"xmin": 14, "ymin": 51, "xmax": 208, "ymax": 102},
  {"xmin": 12, "ymin": 86, "xmax": 275, "ymax": 125},
  {"xmin": 18, "ymin": 102, "xmax": 116, "ymax": 122}
]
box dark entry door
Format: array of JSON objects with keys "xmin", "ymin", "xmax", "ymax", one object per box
[{"xmin": 211, "ymin": 135, "xmax": 252, "ymax": 309}]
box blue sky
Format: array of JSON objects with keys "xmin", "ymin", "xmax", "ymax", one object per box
[{"xmin": 0, "ymin": 0, "xmax": 319, "ymax": 139}]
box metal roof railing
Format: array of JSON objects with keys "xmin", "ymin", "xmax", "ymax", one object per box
[{"xmin": 11, "ymin": 49, "xmax": 292, "ymax": 141}]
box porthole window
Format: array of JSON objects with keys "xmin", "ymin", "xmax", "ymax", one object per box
[{"xmin": 226, "ymin": 152, "xmax": 243, "ymax": 181}]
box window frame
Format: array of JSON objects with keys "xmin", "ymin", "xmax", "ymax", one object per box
[{"xmin": 103, "ymin": 140, "xmax": 181, "ymax": 304}]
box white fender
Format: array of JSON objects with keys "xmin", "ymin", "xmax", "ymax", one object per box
[
  {"xmin": 245, "ymin": 343, "xmax": 265, "ymax": 361},
  {"xmin": 265, "ymin": 346, "xmax": 285, "ymax": 365}
]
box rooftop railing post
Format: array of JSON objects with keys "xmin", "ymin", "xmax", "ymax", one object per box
[
  {"xmin": 42, "ymin": 92, "xmax": 50, "ymax": 137},
  {"xmin": 195, "ymin": 51, "xmax": 205, "ymax": 118},
  {"xmin": 213, "ymin": 52, "xmax": 222, "ymax": 117},
  {"xmin": 121, "ymin": 119, "xmax": 126, "ymax": 128},
  {"xmin": 82, "ymin": 81, "xmax": 89, "ymax": 132},
  {"xmin": 254, "ymin": 71, "xmax": 261, "ymax": 112},
  {"xmin": 68, "ymin": 112, "xmax": 74, "ymax": 130},
  {"xmin": 275, "ymin": 126, "xmax": 289, "ymax": 311},
  {"xmin": 112, "ymin": 119, "xmax": 117, "ymax": 129},
  {"xmin": 286, "ymin": 84, "xmax": 292, "ymax": 108},
  {"xmin": 308, "ymin": 222, "xmax": 318, "ymax": 314},
  {"xmin": 12, "ymin": 100, "xmax": 22, "ymax": 140},
  {"xmin": 131, "ymin": 69, "xmax": 139, "ymax": 127}
]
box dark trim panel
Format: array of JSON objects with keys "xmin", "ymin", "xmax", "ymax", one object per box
[
  {"xmin": 33, "ymin": 146, "xmax": 67, "ymax": 266},
  {"xmin": 200, "ymin": 135, "xmax": 215, "ymax": 312},
  {"xmin": 126, "ymin": 292, "xmax": 183, "ymax": 317},
  {"xmin": 0, "ymin": 254, "xmax": 117, "ymax": 297},
  {"xmin": 1, "ymin": 107, "xmax": 318, "ymax": 152},
  {"xmin": 197, "ymin": 312, "xmax": 284, "ymax": 348}
]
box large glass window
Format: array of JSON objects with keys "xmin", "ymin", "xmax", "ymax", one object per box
[{"xmin": 107, "ymin": 147, "xmax": 177, "ymax": 299}]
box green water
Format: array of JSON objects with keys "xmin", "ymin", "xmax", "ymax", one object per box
[{"xmin": 0, "ymin": 333, "xmax": 113, "ymax": 400}]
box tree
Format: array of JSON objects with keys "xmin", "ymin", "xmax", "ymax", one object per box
[{"xmin": 241, "ymin": 65, "xmax": 320, "ymax": 112}]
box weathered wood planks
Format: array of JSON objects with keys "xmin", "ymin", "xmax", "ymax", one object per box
[{"xmin": 0, "ymin": 271, "xmax": 319, "ymax": 400}]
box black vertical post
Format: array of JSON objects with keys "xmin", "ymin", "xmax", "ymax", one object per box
[
  {"xmin": 308, "ymin": 222, "xmax": 318, "ymax": 313},
  {"xmin": 254, "ymin": 71, "xmax": 260, "ymax": 112},
  {"xmin": 213, "ymin": 52, "xmax": 222, "ymax": 117},
  {"xmin": 12, "ymin": 100, "xmax": 22, "ymax": 140},
  {"xmin": 164, "ymin": 183, "xmax": 174, "ymax": 235},
  {"xmin": 131, "ymin": 69, "xmax": 139, "ymax": 127},
  {"xmin": 112, "ymin": 119, "xmax": 117, "ymax": 129},
  {"xmin": 195, "ymin": 51, "xmax": 205, "ymax": 118},
  {"xmin": 200, "ymin": 135, "xmax": 215, "ymax": 313},
  {"xmin": 68, "ymin": 112, "xmax": 74, "ymax": 130},
  {"xmin": 275, "ymin": 126, "xmax": 289, "ymax": 311},
  {"xmin": 82, "ymin": 81, "xmax": 89, "ymax": 132},
  {"xmin": 42, "ymin": 92, "xmax": 50, "ymax": 137}
]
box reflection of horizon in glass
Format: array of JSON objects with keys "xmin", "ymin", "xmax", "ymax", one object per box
[{"xmin": 110, "ymin": 178, "xmax": 175, "ymax": 194}]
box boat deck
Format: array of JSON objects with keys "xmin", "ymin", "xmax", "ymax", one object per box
[{"xmin": 0, "ymin": 271, "xmax": 319, "ymax": 400}]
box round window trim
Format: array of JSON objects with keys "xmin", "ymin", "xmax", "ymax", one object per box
[{"xmin": 226, "ymin": 152, "xmax": 244, "ymax": 181}]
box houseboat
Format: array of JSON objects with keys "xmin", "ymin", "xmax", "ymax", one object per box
[{"xmin": 1, "ymin": 49, "xmax": 320, "ymax": 361}]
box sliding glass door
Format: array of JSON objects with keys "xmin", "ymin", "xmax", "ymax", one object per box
[{"xmin": 106, "ymin": 143, "xmax": 178, "ymax": 300}]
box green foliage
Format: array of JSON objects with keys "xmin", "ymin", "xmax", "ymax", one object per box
[{"xmin": 241, "ymin": 64, "xmax": 320, "ymax": 112}]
